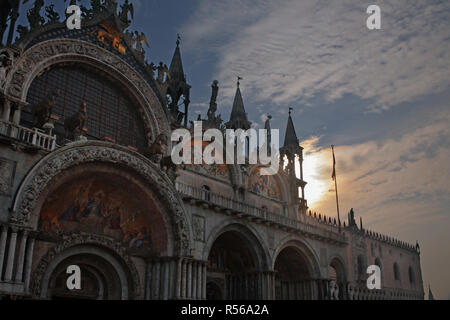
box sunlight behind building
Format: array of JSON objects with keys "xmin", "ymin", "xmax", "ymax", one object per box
[{"xmin": 298, "ymin": 137, "xmax": 332, "ymax": 208}]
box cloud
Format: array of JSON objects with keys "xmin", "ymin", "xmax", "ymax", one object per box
[
  {"xmin": 181, "ymin": 0, "xmax": 450, "ymax": 299},
  {"xmin": 300, "ymin": 106, "xmax": 450, "ymax": 299},
  {"xmin": 182, "ymin": 0, "xmax": 450, "ymax": 111}
]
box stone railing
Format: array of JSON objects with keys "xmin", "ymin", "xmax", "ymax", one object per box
[
  {"xmin": 0, "ymin": 120, "xmax": 56, "ymax": 152},
  {"xmin": 175, "ymin": 182, "xmax": 346, "ymax": 244},
  {"xmin": 347, "ymin": 283, "xmax": 423, "ymax": 300}
]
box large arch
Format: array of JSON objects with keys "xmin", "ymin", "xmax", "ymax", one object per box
[
  {"xmin": 272, "ymin": 238, "xmax": 321, "ymax": 300},
  {"xmin": 10, "ymin": 141, "xmax": 193, "ymax": 256},
  {"xmin": 329, "ymin": 255, "xmax": 348, "ymax": 300},
  {"xmin": 203, "ymin": 222, "xmax": 270, "ymax": 300},
  {"xmin": 31, "ymin": 235, "xmax": 141, "ymax": 300},
  {"xmin": 4, "ymin": 38, "xmax": 170, "ymax": 141}
]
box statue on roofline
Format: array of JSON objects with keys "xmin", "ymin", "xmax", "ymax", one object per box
[
  {"xmin": 64, "ymin": 101, "xmax": 88, "ymax": 140},
  {"xmin": 32, "ymin": 89, "xmax": 59, "ymax": 129},
  {"xmin": 207, "ymin": 80, "xmax": 219, "ymax": 121},
  {"xmin": 118, "ymin": 0, "xmax": 134, "ymax": 30}
]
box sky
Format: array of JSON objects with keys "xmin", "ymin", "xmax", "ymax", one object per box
[{"xmin": 13, "ymin": 0, "xmax": 450, "ymax": 299}]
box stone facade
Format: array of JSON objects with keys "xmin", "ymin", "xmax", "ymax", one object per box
[{"xmin": 0, "ymin": 0, "xmax": 423, "ymax": 300}]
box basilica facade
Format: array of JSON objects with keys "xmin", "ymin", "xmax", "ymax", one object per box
[{"xmin": 0, "ymin": 1, "xmax": 424, "ymax": 300}]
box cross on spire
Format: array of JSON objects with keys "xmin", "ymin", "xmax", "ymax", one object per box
[{"xmin": 237, "ymin": 76, "xmax": 243, "ymax": 88}]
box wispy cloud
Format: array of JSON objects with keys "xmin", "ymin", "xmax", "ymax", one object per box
[
  {"xmin": 182, "ymin": 0, "xmax": 450, "ymax": 111},
  {"xmin": 180, "ymin": 0, "xmax": 450, "ymax": 299},
  {"xmin": 301, "ymin": 106, "xmax": 450, "ymax": 298}
]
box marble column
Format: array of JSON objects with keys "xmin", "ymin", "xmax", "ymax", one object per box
[
  {"xmin": 149, "ymin": 262, "xmax": 153, "ymax": 300},
  {"xmin": 14, "ymin": 231, "xmax": 28, "ymax": 282},
  {"xmin": 191, "ymin": 261, "xmax": 197, "ymax": 299},
  {"xmin": 187, "ymin": 260, "xmax": 192, "ymax": 299},
  {"xmin": 168, "ymin": 260, "xmax": 175, "ymax": 299},
  {"xmin": 0, "ymin": 225, "xmax": 8, "ymax": 280},
  {"xmin": 2, "ymin": 100, "xmax": 11, "ymax": 121},
  {"xmin": 12, "ymin": 104, "xmax": 21, "ymax": 125},
  {"xmin": 202, "ymin": 264, "xmax": 206, "ymax": 299},
  {"xmin": 163, "ymin": 260, "xmax": 169, "ymax": 300},
  {"xmin": 181, "ymin": 259, "xmax": 187, "ymax": 299},
  {"xmin": 4, "ymin": 228, "xmax": 18, "ymax": 281},
  {"xmin": 196, "ymin": 262, "xmax": 202, "ymax": 299},
  {"xmin": 23, "ymin": 237, "xmax": 35, "ymax": 292},
  {"xmin": 225, "ymin": 274, "xmax": 230, "ymax": 300},
  {"xmin": 265, "ymin": 273, "xmax": 271, "ymax": 300},
  {"xmin": 176, "ymin": 258, "xmax": 182, "ymax": 299},
  {"xmin": 154, "ymin": 261, "xmax": 161, "ymax": 299}
]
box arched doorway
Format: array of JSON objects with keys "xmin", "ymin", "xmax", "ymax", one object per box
[
  {"xmin": 273, "ymin": 244, "xmax": 319, "ymax": 300},
  {"xmin": 329, "ymin": 257, "xmax": 347, "ymax": 300},
  {"xmin": 47, "ymin": 252, "xmax": 125, "ymax": 300},
  {"xmin": 206, "ymin": 227, "xmax": 266, "ymax": 300},
  {"xmin": 37, "ymin": 243, "xmax": 138, "ymax": 300}
]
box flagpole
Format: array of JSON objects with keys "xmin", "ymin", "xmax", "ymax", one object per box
[{"xmin": 332, "ymin": 145, "xmax": 341, "ymax": 231}]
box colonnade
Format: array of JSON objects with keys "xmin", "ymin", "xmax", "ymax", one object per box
[
  {"xmin": 0, "ymin": 225, "xmax": 36, "ymax": 294},
  {"xmin": 225, "ymin": 271, "xmax": 276, "ymax": 300},
  {"xmin": 146, "ymin": 258, "xmax": 207, "ymax": 300},
  {"xmin": 276, "ymin": 279, "xmax": 318, "ymax": 300}
]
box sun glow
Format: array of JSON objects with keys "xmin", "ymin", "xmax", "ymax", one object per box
[{"xmin": 299, "ymin": 137, "xmax": 333, "ymax": 208}]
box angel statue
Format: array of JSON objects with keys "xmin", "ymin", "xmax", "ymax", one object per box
[{"xmin": 133, "ymin": 31, "xmax": 150, "ymax": 54}]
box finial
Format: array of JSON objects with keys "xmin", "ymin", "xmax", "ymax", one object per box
[
  {"xmin": 237, "ymin": 76, "xmax": 243, "ymax": 88},
  {"xmin": 176, "ymin": 34, "xmax": 181, "ymax": 46},
  {"xmin": 289, "ymin": 107, "xmax": 293, "ymax": 116}
]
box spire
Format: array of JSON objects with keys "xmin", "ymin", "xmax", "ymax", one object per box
[
  {"xmin": 166, "ymin": 35, "xmax": 191, "ymax": 127},
  {"xmin": 280, "ymin": 108, "xmax": 307, "ymax": 214},
  {"xmin": 225, "ymin": 77, "xmax": 251, "ymax": 130},
  {"xmin": 283, "ymin": 107, "xmax": 299, "ymax": 148},
  {"xmin": 169, "ymin": 34, "xmax": 185, "ymax": 83}
]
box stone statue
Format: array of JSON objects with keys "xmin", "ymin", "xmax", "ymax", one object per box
[
  {"xmin": 27, "ymin": 0, "xmax": 45, "ymax": 30},
  {"xmin": 210, "ymin": 80, "xmax": 219, "ymax": 104},
  {"xmin": 141, "ymin": 134, "xmax": 168, "ymax": 163},
  {"xmin": 157, "ymin": 62, "xmax": 166, "ymax": 83},
  {"xmin": 118, "ymin": 0, "xmax": 134, "ymax": 29},
  {"xmin": 0, "ymin": 50, "xmax": 12, "ymax": 88},
  {"xmin": 329, "ymin": 280, "xmax": 339, "ymax": 300},
  {"xmin": 32, "ymin": 89, "xmax": 59, "ymax": 128},
  {"xmin": 161, "ymin": 155, "xmax": 178, "ymax": 181},
  {"xmin": 207, "ymin": 80, "xmax": 219, "ymax": 120},
  {"xmin": 64, "ymin": 101, "xmax": 87, "ymax": 140},
  {"xmin": 146, "ymin": 62, "xmax": 156, "ymax": 79},
  {"xmin": 264, "ymin": 114, "xmax": 272, "ymax": 131},
  {"xmin": 348, "ymin": 208, "xmax": 357, "ymax": 227},
  {"xmin": 140, "ymin": 133, "xmax": 178, "ymax": 180},
  {"xmin": 133, "ymin": 31, "xmax": 149, "ymax": 54}
]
